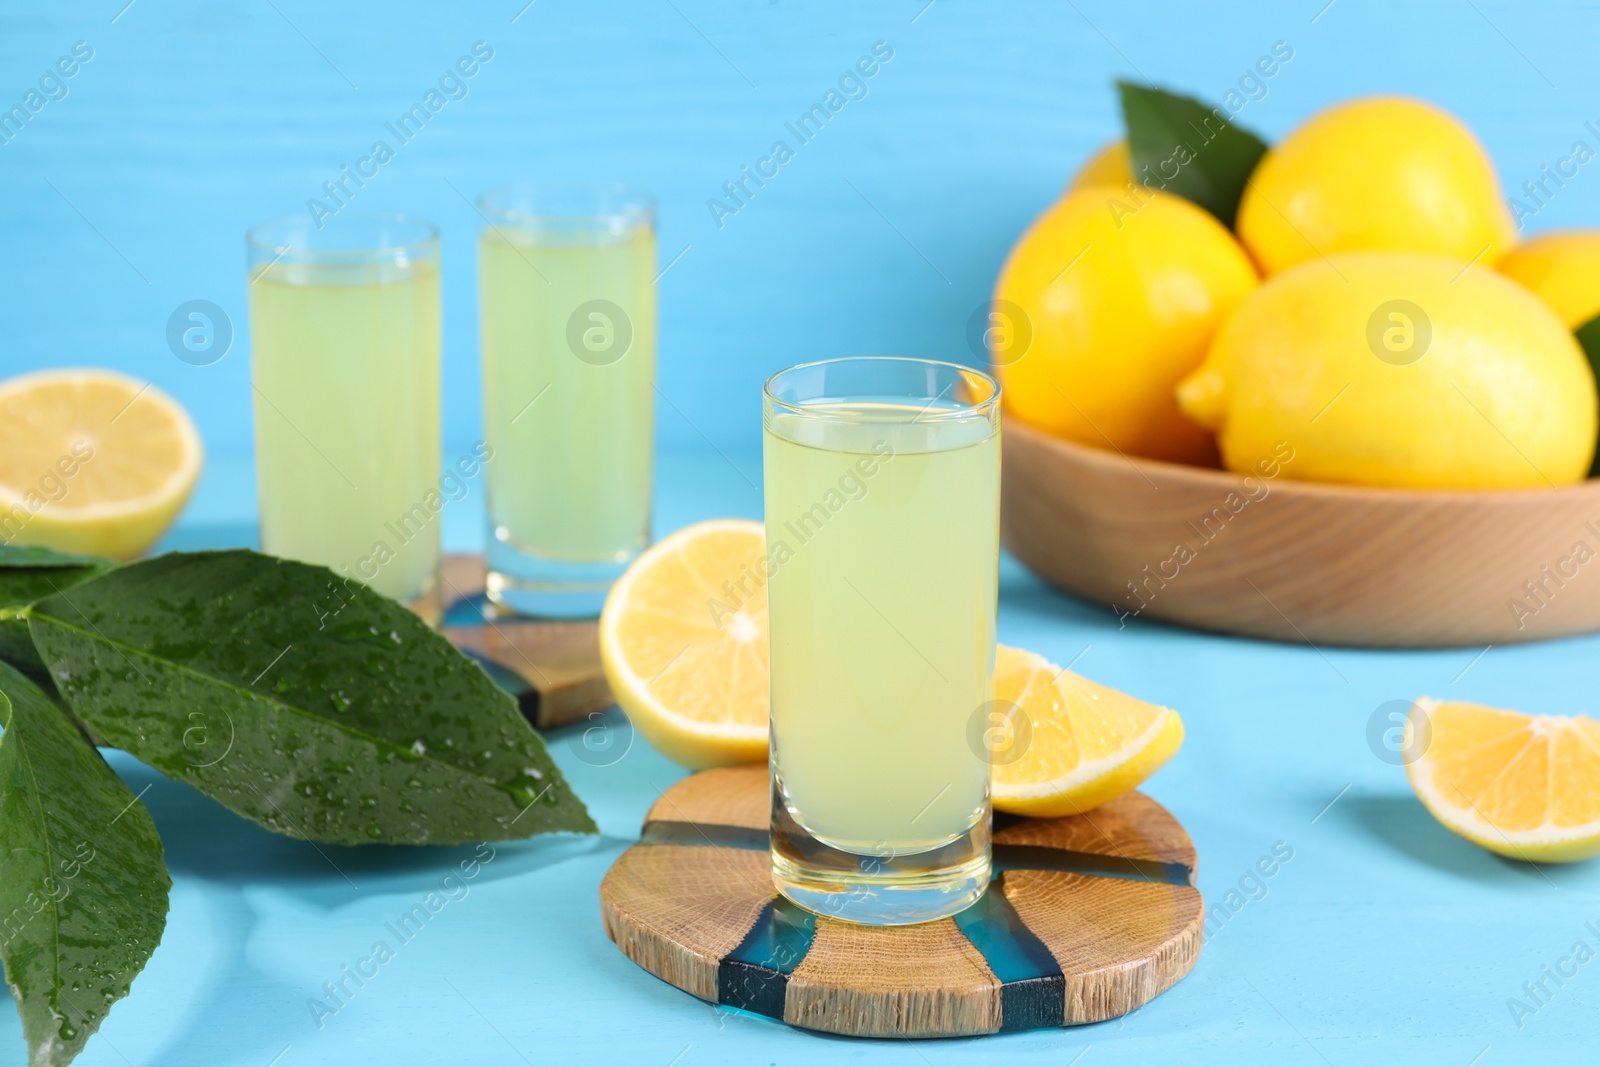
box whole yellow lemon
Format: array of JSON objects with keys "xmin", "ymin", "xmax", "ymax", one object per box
[
  {"xmin": 1497, "ymin": 230, "xmax": 1600, "ymax": 328},
  {"xmin": 1237, "ymin": 97, "xmax": 1515, "ymax": 277},
  {"xmin": 1176, "ymin": 252, "xmax": 1597, "ymax": 488},
  {"xmin": 1067, "ymin": 139, "xmax": 1131, "ymax": 193},
  {"xmin": 994, "ymin": 187, "xmax": 1258, "ymax": 465}
]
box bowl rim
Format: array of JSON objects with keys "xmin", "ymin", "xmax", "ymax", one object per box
[{"xmin": 1002, "ymin": 414, "xmax": 1600, "ymax": 504}]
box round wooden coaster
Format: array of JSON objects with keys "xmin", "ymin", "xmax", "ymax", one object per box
[{"xmin": 600, "ymin": 765, "xmax": 1204, "ymax": 1038}]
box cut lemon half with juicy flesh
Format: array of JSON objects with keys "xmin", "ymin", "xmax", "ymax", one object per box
[
  {"xmin": 599, "ymin": 521, "xmax": 1186, "ymax": 805},
  {"xmin": 990, "ymin": 644, "xmax": 1184, "ymax": 817},
  {"xmin": 0, "ymin": 369, "xmax": 202, "ymax": 560},
  {"xmin": 599, "ymin": 519, "xmax": 770, "ymax": 769},
  {"xmin": 1406, "ymin": 698, "xmax": 1600, "ymax": 863}
]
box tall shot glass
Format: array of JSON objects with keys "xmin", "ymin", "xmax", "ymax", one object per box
[
  {"xmin": 246, "ymin": 213, "xmax": 442, "ymax": 619},
  {"xmin": 477, "ymin": 184, "xmax": 657, "ymax": 618},
  {"xmin": 763, "ymin": 357, "xmax": 1001, "ymax": 925}
]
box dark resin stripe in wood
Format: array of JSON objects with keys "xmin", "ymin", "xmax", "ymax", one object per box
[{"xmin": 600, "ymin": 766, "xmax": 1204, "ymax": 1037}]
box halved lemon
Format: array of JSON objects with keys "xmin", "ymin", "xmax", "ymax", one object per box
[
  {"xmin": 1406, "ymin": 698, "xmax": 1600, "ymax": 863},
  {"xmin": 599, "ymin": 519, "xmax": 769, "ymax": 769},
  {"xmin": 990, "ymin": 644, "xmax": 1184, "ymax": 817},
  {"xmin": 0, "ymin": 369, "xmax": 202, "ymax": 560}
]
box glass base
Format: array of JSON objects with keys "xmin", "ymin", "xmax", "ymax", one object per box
[
  {"xmin": 769, "ymin": 799, "xmax": 991, "ymax": 926},
  {"xmin": 485, "ymin": 528, "xmax": 639, "ymax": 619}
]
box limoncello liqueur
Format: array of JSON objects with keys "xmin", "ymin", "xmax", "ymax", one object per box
[
  {"xmin": 248, "ymin": 251, "xmax": 441, "ymax": 607},
  {"xmin": 479, "ymin": 230, "xmax": 655, "ymax": 559},
  {"xmin": 477, "ymin": 186, "xmax": 656, "ymax": 616},
  {"xmin": 763, "ymin": 359, "xmax": 1000, "ymax": 924}
]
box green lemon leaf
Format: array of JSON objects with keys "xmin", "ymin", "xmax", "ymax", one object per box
[
  {"xmin": 0, "ymin": 661, "xmax": 170, "ymax": 1067},
  {"xmin": 1117, "ymin": 81, "xmax": 1269, "ymax": 228},
  {"xmin": 0, "ymin": 544, "xmax": 112, "ymax": 570},
  {"xmin": 0, "ymin": 552, "xmax": 115, "ymax": 691},
  {"xmin": 0, "ymin": 544, "xmax": 114, "ymax": 618},
  {"xmin": 27, "ymin": 550, "xmax": 595, "ymax": 845},
  {"xmin": 0, "ymin": 566, "xmax": 111, "ymax": 615},
  {"xmin": 1576, "ymin": 312, "xmax": 1600, "ymax": 477},
  {"xmin": 0, "ymin": 617, "xmax": 50, "ymax": 690}
]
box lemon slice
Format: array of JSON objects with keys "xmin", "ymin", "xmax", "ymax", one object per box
[
  {"xmin": 0, "ymin": 369, "xmax": 202, "ymax": 560},
  {"xmin": 989, "ymin": 645, "xmax": 1184, "ymax": 817},
  {"xmin": 599, "ymin": 519, "xmax": 769, "ymax": 769},
  {"xmin": 1406, "ymin": 698, "xmax": 1600, "ymax": 863}
]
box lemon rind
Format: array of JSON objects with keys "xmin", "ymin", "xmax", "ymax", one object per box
[
  {"xmin": 991, "ymin": 706, "xmax": 1177, "ymax": 802},
  {"xmin": 0, "ymin": 369, "xmax": 202, "ymax": 523},
  {"xmin": 1406, "ymin": 697, "xmax": 1600, "ymax": 853},
  {"xmin": 599, "ymin": 518, "xmax": 769, "ymax": 746}
]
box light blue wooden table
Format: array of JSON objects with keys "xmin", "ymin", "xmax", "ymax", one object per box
[
  {"xmin": 5, "ymin": 1, "xmax": 1600, "ymax": 1062},
  {"xmin": 0, "ymin": 454, "xmax": 1594, "ymax": 1066}
]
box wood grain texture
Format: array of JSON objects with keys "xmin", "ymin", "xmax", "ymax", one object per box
[
  {"xmin": 599, "ymin": 831, "xmax": 772, "ymax": 1002},
  {"xmin": 785, "ymin": 916, "xmax": 1000, "ymax": 1037},
  {"xmin": 644, "ymin": 764, "xmax": 769, "ymax": 829},
  {"xmin": 600, "ymin": 768, "xmax": 1203, "ymax": 1037},
  {"xmin": 1005, "ymin": 871, "xmax": 1197, "ymax": 1024},
  {"xmin": 1001, "ymin": 416, "xmax": 1600, "ymax": 648},
  {"xmin": 995, "ymin": 790, "xmax": 1197, "ymax": 866},
  {"xmin": 439, "ymin": 554, "xmax": 612, "ymax": 729}
]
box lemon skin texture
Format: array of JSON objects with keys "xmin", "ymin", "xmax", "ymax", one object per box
[
  {"xmin": 995, "ymin": 187, "xmax": 1258, "ymax": 465},
  {"xmin": 1497, "ymin": 230, "xmax": 1600, "ymax": 328},
  {"xmin": 1177, "ymin": 251, "xmax": 1597, "ymax": 488},
  {"xmin": 1237, "ymin": 97, "xmax": 1515, "ymax": 277},
  {"xmin": 1066, "ymin": 139, "xmax": 1132, "ymax": 194}
]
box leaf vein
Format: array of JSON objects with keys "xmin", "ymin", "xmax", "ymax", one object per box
[{"xmin": 30, "ymin": 612, "xmax": 531, "ymax": 801}]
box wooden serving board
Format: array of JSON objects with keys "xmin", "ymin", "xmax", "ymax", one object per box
[
  {"xmin": 600, "ymin": 765, "xmax": 1204, "ymax": 1038},
  {"xmin": 438, "ymin": 553, "xmax": 612, "ymax": 731}
]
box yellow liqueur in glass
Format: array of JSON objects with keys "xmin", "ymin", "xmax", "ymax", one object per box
[
  {"xmin": 478, "ymin": 184, "xmax": 656, "ymax": 617},
  {"xmin": 247, "ymin": 214, "xmax": 442, "ymax": 615},
  {"xmin": 763, "ymin": 357, "xmax": 1001, "ymax": 925}
]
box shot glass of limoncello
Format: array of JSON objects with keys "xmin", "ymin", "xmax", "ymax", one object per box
[
  {"xmin": 763, "ymin": 357, "xmax": 1001, "ymax": 925},
  {"xmin": 476, "ymin": 184, "xmax": 657, "ymax": 617},
  {"xmin": 246, "ymin": 213, "xmax": 442, "ymax": 620}
]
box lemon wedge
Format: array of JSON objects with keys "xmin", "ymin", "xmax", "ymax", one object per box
[
  {"xmin": 599, "ymin": 524, "xmax": 1186, "ymax": 806},
  {"xmin": 989, "ymin": 644, "xmax": 1184, "ymax": 817},
  {"xmin": 1407, "ymin": 698, "xmax": 1600, "ymax": 863}
]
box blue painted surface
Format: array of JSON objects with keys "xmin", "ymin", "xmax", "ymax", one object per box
[
  {"xmin": 6, "ymin": 1, "xmax": 1600, "ymax": 1063},
  {"xmin": 9, "ymin": 456, "xmax": 1600, "ymax": 1066},
  {"xmin": 5, "ymin": 0, "xmax": 1600, "ymax": 455}
]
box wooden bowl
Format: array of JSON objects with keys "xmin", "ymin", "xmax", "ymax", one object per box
[{"xmin": 1000, "ymin": 416, "xmax": 1600, "ymax": 648}]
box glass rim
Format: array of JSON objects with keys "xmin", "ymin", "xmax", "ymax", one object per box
[
  {"xmin": 476, "ymin": 182, "xmax": 656, "ymax": 228},
  {"xmin": 245, "ymin": 212, "xmax": 440, "ymax": 260},
  {"xmin": 762, "ymin": 356, "xmax": 1001, "ymax": 421}
]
